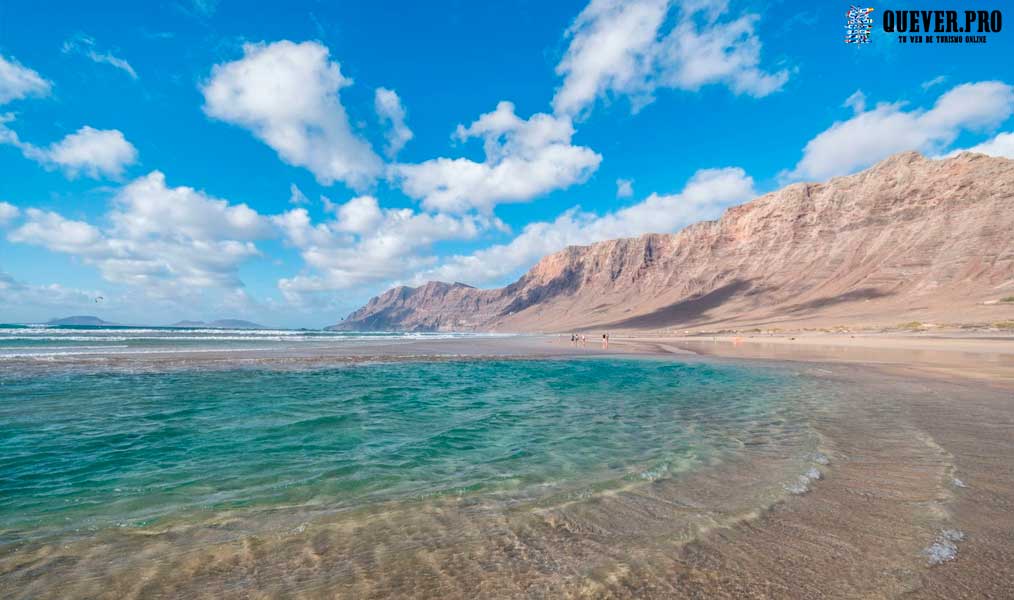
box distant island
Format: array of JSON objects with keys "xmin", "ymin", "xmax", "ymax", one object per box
[
  {"xmin": 41, "ymin": 316, "xmax": 268, "ymax": 329},
  {"xmin": 46, "ymin": 316, "xmax": 118, "ymax": 326},
  {"xmin": 169, "ymin": 319, "xmax": 266, "ymax": 329}
]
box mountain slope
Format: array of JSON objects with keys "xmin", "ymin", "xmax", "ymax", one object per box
[{"xmin": 330, "ymin": 152, "xmax": 1014, "ymax": 332}]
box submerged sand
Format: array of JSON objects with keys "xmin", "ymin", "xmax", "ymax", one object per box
[{"xmin": 1, "ymin": 334, "xmax": 1012, "ymax": 598}]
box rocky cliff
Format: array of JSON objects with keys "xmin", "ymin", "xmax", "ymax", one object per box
[{"xmin": 329, "ymin": 152, "xmax": 1014, "ymax": 332}]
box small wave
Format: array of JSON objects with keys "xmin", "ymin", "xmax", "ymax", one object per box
[{"xmin": 784, "ymin": 466, "xmax": 823, "ymax": 495}]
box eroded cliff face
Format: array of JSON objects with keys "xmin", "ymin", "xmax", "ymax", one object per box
[{"xmin": 330, "ymin": 152, "xmax": 1014, "ymax": 332}]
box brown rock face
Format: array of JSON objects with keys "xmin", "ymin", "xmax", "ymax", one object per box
[{"xmin": 329, "ymin": 152, "xmax": 1014, "ymax": 332}]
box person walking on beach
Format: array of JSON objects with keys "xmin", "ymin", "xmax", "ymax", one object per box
[{"xmin": 602, "ymin": 333, "xmax": 609, "ymax": 349}]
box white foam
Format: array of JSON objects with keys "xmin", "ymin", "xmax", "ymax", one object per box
[
  {"xmin": 639, "ymin": 464, "xmax": 669, "ymax": 481},
  {"xmin": 923, "ymin": 529, "xmax": 965, "ymax": 565},
  {"xmin": 784, "ymin": 466, "xmax": 823, "ymax": 495},
  {"xmin": 951, "ymin": 478, "xmax": 967, "ymax": 488},
  {"xmin": 784, "ymin": 476, "xmax": 810, "ymax": 494},
  {"xmin": 941, "ymin": 529, "xmax": 965, "ymax": 542}
]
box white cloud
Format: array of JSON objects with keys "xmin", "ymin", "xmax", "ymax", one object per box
[
  {"xmin": 951, "ymin": 131, "xmax": 1014, "ymax": 159},
  {"xmin": 375, "ymin": 87, "xmax": 413, "ymax": 158},
  {"xmin": 843, "ymin": 90, "xmax": 865, "ymax": 114},
  {"xmin": 110, "ymin": 171, "xmax": 269, "ymax": 241},
  {"xmin": 62, "ymin": 34, "xmax": 138, "ymax": 80},
  {"xmin": 921, "ymin": 75, "xmax": 947, "ymax": 91},
  {"xmin": 274, "ymin": 196, "xmax": 492, "ymax": 301},
  {"xmin": 553, "ymin": 0, "xmax": 789, "ymax": 118},
  {"xmin": 0, "ymin": 117, "xmax": 138, "ymax": 179},
  {"xmin": 8, "ymin": 208, "xmax": 107, "ymax": 254},
  {"xmin": 202, "ymin": 40, "xmax": 382, "ymax": 190},
  {"xmin": 7, "ymin": 172, "xmax": 270, "ymax": 295},
  {"xmin": 0, "ymin": 201, "xmax": 19, "ymax": 226},
  {"xmin": 616, "ymin": 178, "xmax": 633, "ymax": 198},
  {"xmin": 783, "ymin": 81, "xmax": 1014, "ymax": 182},
  {"xmin": 332, "ymin": 194, "xmax": 384, "ymax": 234},
  {"xmin": 0, "ymin": 54, "xmax": 51, "ymax": 104},
  {"xmin": 553, "ymin": 0, "xmax": 668, "ymax": 116},
  {"xmin": 38, "ymin": 126, "xmax": 137, "ymax": 178},
  {"xmin": 393, "ymin": 101, "xmax": 602, "ymax": 213},
  {"xmin": 415, "ymin": 166, "xmax": 755, "ymax": 286},
  {"xmin": 288, "ymin": 183, "xmax": 309, "ymax": 204}
]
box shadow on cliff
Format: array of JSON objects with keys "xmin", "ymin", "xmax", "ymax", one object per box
[
  {"xmin": 599, "ymin": 280, "xmax": 752, "ymax": 330},
  {"xmin": 596, "ymin": 282, "xmax": 894, "ymax": 331},
  {"xmin": 499, "ymin": 265, "xmax": 584, "ymax": 316},
  {"xmin": 781, "ymin": 286, "xmax": 891, "ymax": 314}
]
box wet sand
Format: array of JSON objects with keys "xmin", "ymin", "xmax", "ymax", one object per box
[
  {"xmin": 612, "ymin": 331, "xmax": 1014, "ymax": 386},
  {"xmin": 2, "ymin": 335, "xmax": 1012, "ymax": 598},
  {"xmin": 612, "ymin": 331, "xmax": 1014, "ymax": 598}
]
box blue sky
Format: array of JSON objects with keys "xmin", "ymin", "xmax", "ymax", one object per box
[{"xmin": 1, "ymin": 0, "xmax": 1012, "ymax": 327}]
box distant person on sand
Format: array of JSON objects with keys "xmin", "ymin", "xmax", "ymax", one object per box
[{"xmin": 602, "ymin": 333, "xmax": 609, "ymax": 349}]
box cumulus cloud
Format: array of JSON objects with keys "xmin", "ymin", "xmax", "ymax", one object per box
[
  {"xmin": 273, "ymin": 196, "xmax": 494, "ymax": 302},
  {"xmin": 553, "ymin": 0, "xmax": 789, "ymax": 118},
  {"xmin": 393, "ymin": 101, "xmax": 601, "ymax": 213},
  {"xmin": 8, "ymin": 208, "xmax": 107, "ymax": 254},
  {"xmin": 375, "ymin": 87, "xmax": 413, "ymax": 158},
  {"xmin": 0, "ymin": 54, "xmax": 51, "ymax": 104},
  {"xmin": 202, "ymin": 40, "xmax": 382, "ymax": 190},
  {"xmin": 62, "ymin": 34, "xmax": 138, "ymax": 80},
  {"xmin": 110, "ymin": 171, "xmax": 269, "ymax": 241},
  {"xmin": 616, "ymin": 178, "xmax": 633, "ymax": 198},
  {"xmin": 0, "ymin": 117, "xmax": 138, "ymax": 179},
  {"xmin": 783, "ymin": 81, "xmax": 1014, "ymax": 182},
  {"xmin": 7, "ymin": 171, "xmax": 270, "ymax": 295},
  {"xmin": 414, "ymin": 166, "xmax": 755, "ymax": 286},
  {"xmin": 43, "ymin": 127, "xmax": 138, "ymax": 178},
  {"xmin": 0, "ymin": 201, "xmax": 19, "ymax": 226}
]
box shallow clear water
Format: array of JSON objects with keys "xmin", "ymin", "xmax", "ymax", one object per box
[{"xmin": 0, "ymin": 358, "xmax": 816, "ymax": 545}]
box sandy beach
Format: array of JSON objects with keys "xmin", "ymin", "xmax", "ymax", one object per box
[
  {"xmin": 610, "ymin": 330, "xmax": 1014, "ymax": 387},
  {"xmin": 606, "ymin": 331, "xmax": 1014, "ymax": 598}
]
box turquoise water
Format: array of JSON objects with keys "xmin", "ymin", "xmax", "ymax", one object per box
[{"xmin": 0, "ymin": 358, "xmax": 814, "ymax": 545}]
